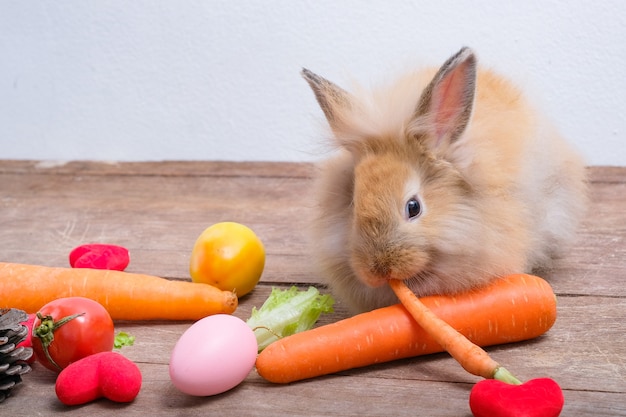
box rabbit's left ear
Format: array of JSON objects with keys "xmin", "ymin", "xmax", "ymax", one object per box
[
  {"xmin": 301, "ymin": 68, "xmax": 352, "ymax": 135},
  {"xmin": 411, "ymin": 47, "xmax": 477, "ymax": 147}
]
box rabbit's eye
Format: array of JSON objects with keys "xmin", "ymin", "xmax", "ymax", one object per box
[{"xmin": 405, "ymin": 198, "xmax": 422, "ymax": 220}]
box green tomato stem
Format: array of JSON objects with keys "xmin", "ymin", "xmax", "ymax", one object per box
[{"xmin": 34, "ymin": 311, "xmax": 85, "ymax": 371}]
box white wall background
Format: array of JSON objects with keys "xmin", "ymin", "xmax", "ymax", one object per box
[{"xmin": 1, "ymin": 1, "xmax": 624, "ymax": 165}]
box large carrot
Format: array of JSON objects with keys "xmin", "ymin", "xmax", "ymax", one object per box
[
  {"xmin": 0, "ymin": 262, "xmax": 237, "ymax": 320},
  {"xmin": 256, "ymin": 274, "xmax": 556, "ymax": 383}
]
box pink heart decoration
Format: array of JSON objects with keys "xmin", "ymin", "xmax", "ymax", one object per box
[{"xmin": 469, "ymin": 378, "xmax": 564, "ymax": 417}]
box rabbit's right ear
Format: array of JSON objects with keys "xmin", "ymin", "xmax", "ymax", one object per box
[
  {"xmin": 302, "ymin": 68, "xmax": 352, "ymax": 135},
  {"xmin": 411, "ymin": 47, "xmax": 477, "ymax": 149}
]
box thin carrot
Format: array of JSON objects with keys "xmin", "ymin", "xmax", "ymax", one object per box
[
  {"xmin": 0, "ymin": 262, "xmax": 237, "ymax": 320},
  {"xmin": 388, "ymin": 278, "xmax": 519, "ymax": 383},
  {"xmin": 255, "ymin": 274, "xmax": 556, "ymax": 384}
]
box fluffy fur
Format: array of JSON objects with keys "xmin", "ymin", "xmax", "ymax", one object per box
[{"xmin": 304, "ymin": 48, "xmax": 587, "ymax": 313}]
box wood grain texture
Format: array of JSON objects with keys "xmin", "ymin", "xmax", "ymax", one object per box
[{"xmin": 1, "ymin": 160, "xmax": 624, "ymax": 416}]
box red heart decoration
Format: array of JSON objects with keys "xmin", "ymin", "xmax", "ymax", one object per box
[
  {"xmin": 69, "ymin": 244, "xmax": 130, "ymax": 271},
  {"xmin": 469, "ymin": 378, "xmax": 564, "ymax": 417},
  {"xmin": 55, "ymin": 351, "xmax": 142, "ymax": 406}
]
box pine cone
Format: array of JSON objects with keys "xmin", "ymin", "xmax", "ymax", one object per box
[{"xmin": 0, "ymin": 309, "xmax": 33, "ymax": 403}]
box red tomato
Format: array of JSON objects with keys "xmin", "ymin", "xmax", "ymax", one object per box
[{"xmin": 32, "ymin": 297, "xmax": 115, "ymax": 372}]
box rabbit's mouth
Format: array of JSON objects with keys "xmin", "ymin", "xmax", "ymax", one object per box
[
  {"xmin": 400, "ymin": 272, "xmax": 455, "ymax": 298},
  {"xmin": 354, "ymin": 255, "xmax": 431, "ymax": 289}
]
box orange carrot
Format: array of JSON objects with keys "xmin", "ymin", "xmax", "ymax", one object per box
[
  {"xmin": 256, "ymin": 274, "xmax": 556, "ymax": 383},
  {"xmin": 0, "ymin": 262, "xmax": 237, "ymax": 320},
  {"xmin": 389, "ymin": 278, "xmax": 518, "ymax": 383}
]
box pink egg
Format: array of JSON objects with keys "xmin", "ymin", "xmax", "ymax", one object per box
[{"xmin": 169, "ymin": 314, "xmax": 257, "ymax": 396}]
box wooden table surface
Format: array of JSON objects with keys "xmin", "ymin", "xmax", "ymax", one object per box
[{"xmin": 1, "ymin": 160, "xmax": 624, "ymax": 416}]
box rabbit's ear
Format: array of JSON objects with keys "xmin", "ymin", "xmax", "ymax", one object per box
[
  {"xmin": 412, "ymin": 47, "xmax": 477, "ymax": 147},
  {"xmin": 302, "ymin": 68, "xmax": 352, "ymax": 133}
]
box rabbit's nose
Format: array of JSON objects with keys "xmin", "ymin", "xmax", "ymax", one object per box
[
  {"xmin": 351, "ymin": 251, "xmax": 394, "ymax": 287},
  {"xmin": 370, "ymin": 258, "xmax": 392, "ymax": 278}
]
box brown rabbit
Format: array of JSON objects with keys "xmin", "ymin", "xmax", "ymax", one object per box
[{"xmin": 303, "ymin": 47, "xmax": 587, "ymax": 313}]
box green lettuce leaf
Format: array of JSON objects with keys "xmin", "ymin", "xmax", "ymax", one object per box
[
  {"xmin": 246, "ymin": 286, "xmax": 334, "ymax": 351},
  {"xmin": 114, "ymin": 331, "xmax": 135, "ymax": 349}
]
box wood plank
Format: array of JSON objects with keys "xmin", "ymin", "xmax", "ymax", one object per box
[
  {"xmin": 0, "ymin": 170, "xmax": 315, "ymax": 280},
  {"xmin": 0, "ymin": 159, "xmax": 316, "ymax": 178},
  {"xmin": 2, "ymin": 160, "xmax": 623, "ymax": 182},
  {"xmin": 9, "ymin": 370, "xmax": 625, "ymax": 417},
  {"xmin": 588, "ymin": 165, "xmax": 626, "ymax": 183}
]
